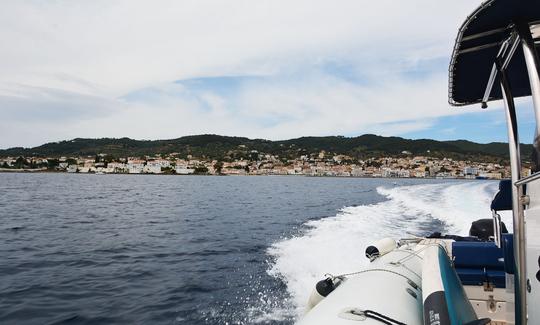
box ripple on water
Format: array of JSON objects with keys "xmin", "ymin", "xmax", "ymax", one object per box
[{"xmin": 0, "ymin": 174, "xmax": 481, "ymax": 325}]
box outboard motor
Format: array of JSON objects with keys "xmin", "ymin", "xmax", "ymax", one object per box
[
  {"xmin": 306, "ymin": 276, "xmax": 342, "ymax": 312},
  {"xmin": 469, "ymin": 218, "xmax": 508, "ymax": 241}
]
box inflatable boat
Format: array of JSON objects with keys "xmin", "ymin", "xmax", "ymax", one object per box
[
  {"xmin": 300, "ymin": 1, "xmax": 540, "ymax": 324},
  {"xmin": 300, "ymin": 224, "xmax": 513, "ymax": 324}
]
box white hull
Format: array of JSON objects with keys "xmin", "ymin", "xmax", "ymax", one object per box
[
  {"xmin": 299, "ymin": 236, "xmax": 516, "ymax": 324},
  {"xmin": 299, "ymin": 240, "xmax": 426, "ymax": 325}
]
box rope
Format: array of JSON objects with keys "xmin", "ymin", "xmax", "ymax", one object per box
[
  {"xmin": 331, "ymin": 242, "xmax": 452, "ymax": 288},
  {"xmin": 334, "ymin": 268, "xmax": 421, "ymax": 288},
  {"xmin": 395, "ymin": 242, "xmax": 447, "ymax": 264},
  {"xmin": 393, "ymin": 248, "xmax": 425, "ymax": 263},
  {"xmin": 391, "ymin": 262, "xmax": 421, "ymax": 281},
  {"xmin": 350, "ymin": 309, "xmax": 407, "ymax": 325}
]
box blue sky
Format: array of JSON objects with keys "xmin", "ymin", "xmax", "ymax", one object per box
[
  {"xmin": 0, "ymin": 0, "xmax": 533, "ymax": 149},
  {"xmin": 404, "ymin": 105, "xmax": 536, "ymax": 144}
]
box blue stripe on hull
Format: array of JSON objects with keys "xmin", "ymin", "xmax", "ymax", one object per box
[{"xmin": 438, "ymin": 246, "xmax": 478, "ymax": 324}]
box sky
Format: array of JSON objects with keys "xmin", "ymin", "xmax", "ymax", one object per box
[{"xmin": 0, "ymin": 0, "xmax": 536, "ymax": 149}]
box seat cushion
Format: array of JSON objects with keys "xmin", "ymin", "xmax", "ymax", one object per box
[
  {"xmin": 453, "ymin": 241, "xmax": 504, "ymax": 269},
  {"xmin": 486, "ymin": 269, "xmax": 506, "ymax": 288},
  {"xmin": 455, "ymin": 268, "xmax": 486, "ymax": 286},
  {"xmin": 502, "ymin": 233, "xmax": 515, "ymax": 274}
]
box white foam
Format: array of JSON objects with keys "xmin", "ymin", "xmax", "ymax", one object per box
[{"xmin": 265, "ymin": 180, "xmax": 508, "ymax": 321}]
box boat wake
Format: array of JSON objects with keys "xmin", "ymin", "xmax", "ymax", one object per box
[{"xmin": 264, "ymin": 181, "xmax": 510, "ymax": 323}]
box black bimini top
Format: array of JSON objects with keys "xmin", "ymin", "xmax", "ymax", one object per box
[{"xmin": 449, "ymin": 0, "xmax": 540, "ymax": 106}]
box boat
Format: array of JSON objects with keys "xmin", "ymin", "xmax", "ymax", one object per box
[{"xmin": 299, "ymin": 1, "xmax": 540, "ymax": 324}]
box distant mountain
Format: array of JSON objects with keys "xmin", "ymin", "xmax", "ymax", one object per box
[{"xmin": 0, "ymin": 134, "xmax": 533, "ymax": 163}]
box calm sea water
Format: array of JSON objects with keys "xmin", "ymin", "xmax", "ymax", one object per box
[{"xmin": 0, "ymin": 174, "xmax": 500, "ymax": 324}]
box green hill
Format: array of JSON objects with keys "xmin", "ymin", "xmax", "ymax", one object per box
[{"xmin": 0, "ymin": 134, "xmax": 533, "ymax": 163}]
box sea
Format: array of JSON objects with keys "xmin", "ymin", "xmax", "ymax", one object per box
[{"xmin": 0, "ymin": 173, "xmax": 510, "ymax": 325}]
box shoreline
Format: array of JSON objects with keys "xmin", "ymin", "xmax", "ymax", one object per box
[{"xmin": 0, "ymin": 169, "xmax": 496, "ymax": 180}]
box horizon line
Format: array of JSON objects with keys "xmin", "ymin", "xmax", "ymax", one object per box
[{"xmin": 0, "ymin": 133, "xmax": 519, "ymax": 151}]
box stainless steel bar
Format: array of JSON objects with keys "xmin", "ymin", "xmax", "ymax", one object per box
[
  {"xmin": 498, "ymin": 60, "xmax": 526, "ymax": 325},
  {"xmin": 519, "ymin": 22, "xmax": 540, "ymax": 136},
  {"xmin": 482, "ymin": 39, "xmax": 510, "ymax": 106},
  {"xmin": 482, "ymin": 35, "xmax": 518, "ymax": 107},
  {"xmin": 482, "ymin": 66, "xmax": 499, "ymax": 105},
  {"xmin": 458, "ymin": 41, "xmax": 502, "ymax": 55},
  {"xmin": 515, "ymin": 21, "xmax": 540, "ymax": 324},
  {"xmin": 503, "ymin": 34, "xmax": 520, "ymax": 70},
  {"xmin": 515, "ymin": 171, "xmax": 540, "ymax": 186},
  {"xmin": 492, "ymin": 210, "xmax": 502, "ymax": 248},
  {"xmin": 461, "ymin": 26, "xmax": 510, "ymax": 42}
]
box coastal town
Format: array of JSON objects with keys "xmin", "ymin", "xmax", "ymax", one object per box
[{"xmin": 0, "ymin": 149, "xmax": 530, "ymax": 179}]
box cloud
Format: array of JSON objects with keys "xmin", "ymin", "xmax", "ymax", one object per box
[{"xmin": 0, "ymin": 0, "xmax": 484, "ymax": 148}]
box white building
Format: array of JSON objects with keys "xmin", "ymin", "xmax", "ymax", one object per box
[
  {"xmin": 150, "ymin": 159, "xmax": 170, "ymax": 168},
  {"xmin": 351, "ymin": 168, "xmax": 364, "ymax": 177},
  {"xmin": 127, "ymin": 163, "xmax": 144, "ymax": 174},
  {"xmin": 464, "ymin": 166, "xmax": 479, "ymax": 176},
  {"xmin": 398, "ymin": 169, "xmax": 410, "ymax": 178},
  {"xmin": 175, "ymin": 165, "xmax": 194, "ymax": 175},
  {"xmin": 108, "ymin": 162, "xmax": 127, "ymax": 173},
  {"xmin": 143, "ymin": 163, "xmax": 161, "ymax": 174},
  {"xmin": 83, "ymin": 159, "xmax": 94, "ymax": 168},
  {"xmin": 479, "ymin": 172, "xmax": 502, "ymax": 180}
]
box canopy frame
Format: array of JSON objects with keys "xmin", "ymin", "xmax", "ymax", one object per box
[
  {"xmin": 448, "ymin": 0, "xmax": 540, "ymax": 107},
  {"xmin": 449, "ymin": 3, "xmax": 540, "ymax": 323}
]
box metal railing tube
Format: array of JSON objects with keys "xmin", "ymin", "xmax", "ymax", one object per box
[
  {"xmin": 498, "ymin": 60, "xmax": 526, "ymax": 325},
  {"xmin": 515, "ymin": 21, "xmax": 540, "ymax": 324},
  {"xmin": 518, "ymin": 22, "xmax": 540, "ymax": 137}
]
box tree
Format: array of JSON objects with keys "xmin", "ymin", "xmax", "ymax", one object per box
[
  {"xmin": 213, "ymin": 161, "xmax": 223, "ymax": 174},
  {"xmin": 366, "ymin": 160, "xmax": 381, "ymax": 168},
  {"xmin": 249, "ymin": 151, "xmax": 259, "ymax": 161},
  {"xmin": 47, "ymin": 159, "xmax": 59, "ymax": 170},
  {"xmin": 15, "ymin": 156, "xmax": 26, "ymax": 168},
  {"xmin": 66, "ymin": 158, "xmax": 77, "ymax": 165},
  {"xmin": 103, "ymin": 155, "xmax": 115, "ymax": 164},
  {"xmin": 194, "ymin": 166, "xmax": 208, "ymax": 174}
]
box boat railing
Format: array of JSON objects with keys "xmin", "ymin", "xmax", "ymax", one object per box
[
  {"xmin": 479, "ymin": 20, "xmax": 540, "ymax": 325},
  {"xmin": 515, "ymin": 170, "xmax": 540, "ymax": 186}
]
